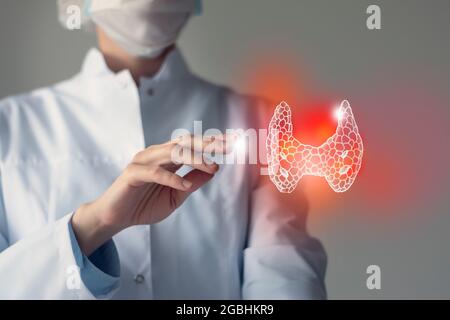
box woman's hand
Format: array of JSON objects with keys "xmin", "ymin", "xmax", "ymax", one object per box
[{"xmin": 71, "ymin": 135, "xmax": 229, "ymax": 255}]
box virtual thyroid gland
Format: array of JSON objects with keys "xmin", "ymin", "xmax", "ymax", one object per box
[{"xmin": 266, "ymin": 100, "xmax": 364, "ymax": 193}]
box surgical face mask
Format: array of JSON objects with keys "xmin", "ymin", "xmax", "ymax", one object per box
[
  {"xmin": 58, "ymin": 0, "xmax": 200, "ymax": 58},
  {"xmin": 92, "ymin": 10, "xmax": 190, "ymax": 58}
]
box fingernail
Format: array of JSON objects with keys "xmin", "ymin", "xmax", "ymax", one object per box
[{"xmin": 182, "ymin": 180, "xmax": 193, "ymax": 189}]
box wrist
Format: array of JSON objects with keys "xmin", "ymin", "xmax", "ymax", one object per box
[{"xmin": 71, "ymin": 202, "xmax": 121, "ymax": 256}]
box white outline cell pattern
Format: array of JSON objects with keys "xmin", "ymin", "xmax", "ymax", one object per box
[{"xmin": 266, "ymin": 100, "xmax": 364, "ymax": 193}]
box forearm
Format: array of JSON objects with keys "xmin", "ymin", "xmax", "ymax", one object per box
[{"xmin": 71, "ymin": 202, "xmax": 122, "ymax": 256}]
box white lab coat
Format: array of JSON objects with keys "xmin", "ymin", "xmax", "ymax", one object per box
[{"xmin": 0, "ymin": 48, "xmax": 326, "ymax": 299}]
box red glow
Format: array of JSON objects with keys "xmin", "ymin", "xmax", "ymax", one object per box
[
  {"xmin": 239, "ymin": 52, "xmax": 338, "ymax": 147},
  {"xmin": 237, "ymin": 52, "xmax": 355, "ymax": 217},
  {"xmin": 238, "ymin": 51, "xmax": 308, "ymax": 106},
  {"xmin": 235, "ymin": 50, "xmax": 450, "ymax": 222},
  {"xmin": 291, "ymin": 99, "xmax": 338, "ymax": 146}
]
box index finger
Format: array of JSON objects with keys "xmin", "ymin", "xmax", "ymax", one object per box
[{"xmin": 173, "ymin": 134, "xmax": 234, "ymax": 155}]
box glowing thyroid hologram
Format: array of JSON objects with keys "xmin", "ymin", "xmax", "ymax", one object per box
[{"xmin": 266, "ymin": 100, "xmax": 364, "ymax": 193}]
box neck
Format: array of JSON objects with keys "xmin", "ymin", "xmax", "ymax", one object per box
[{"xmin": 96, "ymin": 27, "xmax": 173, "ymax": 84}]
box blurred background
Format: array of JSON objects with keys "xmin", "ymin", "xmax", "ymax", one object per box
[{"xmin": 1, "ymin": 0, "xmax": 450, "ymax": 299}]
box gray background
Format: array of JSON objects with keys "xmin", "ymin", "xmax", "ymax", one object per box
[{"xmin": 1, "ymin": 0, "xmax": 450, "ymax": 299}]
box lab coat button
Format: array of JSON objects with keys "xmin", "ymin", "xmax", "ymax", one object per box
[{"xmin": 134, "ymin": 274, "xmax": 145, "ymax": 284}]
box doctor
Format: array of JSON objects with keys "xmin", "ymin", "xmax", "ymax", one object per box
[{"xmin": 0, "ymin": 0, "xmax": 327, "ymax": 299}]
